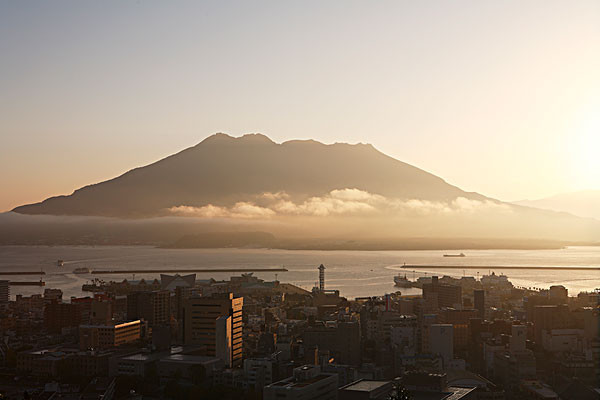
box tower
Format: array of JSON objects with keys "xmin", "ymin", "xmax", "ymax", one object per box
[{"xmin": 318, "ymin": 264, "xmax": 325, "ymax": 291}]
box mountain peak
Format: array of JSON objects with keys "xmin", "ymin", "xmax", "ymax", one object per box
[{"xmin": 199, "ymin": 132, "xmax": 276, "ymax": 146}]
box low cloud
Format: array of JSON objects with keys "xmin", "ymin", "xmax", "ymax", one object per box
[{"xmin": 167, "ymin": 188, "xmax": 512, "ymax": 219}]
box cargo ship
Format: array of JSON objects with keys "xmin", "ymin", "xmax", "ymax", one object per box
[{"xmin": 443, "ymin": 253, "xmax": 466, "ymax": 257}]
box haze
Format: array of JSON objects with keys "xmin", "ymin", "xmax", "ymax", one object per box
[{"xmin": 1, "ymin": 1, "xmax": 600, "ymax": 212}]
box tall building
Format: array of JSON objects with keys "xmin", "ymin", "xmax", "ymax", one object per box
[
  {"xmin": 423, "ymin": 276, "xmax": 462, "ymax": 308},
  {"xmin": 183, "ymin": 293, "xmax": 243, "ymax": 367},
  {"xmin": 44, "ymin": 301, "xmax": 83, "ymax": 333},
  {"xmin": 430, "ymin": 324, "xmax": 454, "ymax": 368},
  {"xmin": 127, "ymin": 290, "xmax": 170, "ymax": 327},
  {"xmin": 0, "ymin": 280, "xmax": 9, "ymax": 303},
  {"xmin": 474, "ymin": 290, "xmax": 485, "ymax": 319},
  {"xmin": 303, "ymin": 321, "xmax": 361, "ymax": 365}
]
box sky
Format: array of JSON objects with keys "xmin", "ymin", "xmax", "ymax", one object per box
[{"xmin": 1, "ymin": 1, "xmax": 599, "ymax": 212}]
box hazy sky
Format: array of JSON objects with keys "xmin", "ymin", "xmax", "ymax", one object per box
[{"xmin": 1, "ymin": 1, "xmax": 599, "ymax": 212}]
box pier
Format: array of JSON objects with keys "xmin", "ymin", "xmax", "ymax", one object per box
[
  {"xmin": 8, "ymin": 281, "xmax": 45, "ymax": 286},
  {"xmin": 0, "ymin": 271, "xmax": 46, "ymax": 275},
  {"xmin": 91, "ymin": 267, "xmax": 289, "ymax": 274},
  {"xmin": 401, "ymin": 265, "xmax": 600, "ymax": 271}
]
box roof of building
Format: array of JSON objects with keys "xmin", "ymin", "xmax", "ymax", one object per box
[{"xmin": 341, "ymin": 379, "xmax": 392, "ymax": 392}]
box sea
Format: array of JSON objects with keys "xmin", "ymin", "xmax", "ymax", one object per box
[{"xmin": 1, "ymin": 245, "xmax": 599, "ymax": 300}]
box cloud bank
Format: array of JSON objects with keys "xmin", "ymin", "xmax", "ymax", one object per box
[{"xmin": 167, "ymin": 188, "xmax": 511, "ymax": 219}]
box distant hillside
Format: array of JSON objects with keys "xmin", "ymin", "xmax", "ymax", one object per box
[
  {"xmin": 13, "ymin": 133, "xmax": 480, "ymax": 217},
  {"xmin": 514, "ymin": 190, "xmax": 600, "ymax": 220},
  {"xmin": 168, "ymin": 231, "xmax": 276, "ymax": 249}
]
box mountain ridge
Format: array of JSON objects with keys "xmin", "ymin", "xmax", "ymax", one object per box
[{"xmin": 13, "ymin": 133, "xmax": 482, "ymax": 218}]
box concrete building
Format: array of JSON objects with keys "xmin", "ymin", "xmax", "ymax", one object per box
[
  {"xmin": 127, "ymin": 290, "xmax": 170, "ymax": 327},
  {"xmin": 264, "ymin": 364, "xmax": 338, "ymax": 400},
  {"xmin": 339, "ymin": 380, "xmax": 393, "ymax": 400},
  {"xmin": 430, "ymin": 324, "xmax": 453, "ymax": 369},
  {"xmin": 183, "ymin": 293, "xmax": 243, "ymax": 367},
  {"xmin": 244, "ymin": 357, "xmax": 275, "ymax": 390},
  {"xmin": 303, "ymin": 321, "xmax": 361, "ymax": 366},
  {"xmin": 158, "ymin": 354, "xmax": 224, "ymax": 380},
  {"xmin": 44, "ymin": 301, "xmax": 83, "ymax": 333},
  {"xmin": 0, "ymin": 280, "xmax": 9, "ymax": 303},
  {"xmin": 474, "ymin": 290, "xmax": 485, "ymax": 319},
  {"xmin": 423, "ymin": 276, "xmax": 462, "ymax": 308},
  {"xmin": 79, "ymin": 320, "xmax": 141, "ymax": 349}
]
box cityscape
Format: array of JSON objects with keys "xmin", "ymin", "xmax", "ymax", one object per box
[{"xmin": 0, "ymin": 261, "xmax": 598, "ymax": 399}]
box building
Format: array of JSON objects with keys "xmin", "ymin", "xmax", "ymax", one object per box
[
  {"xmin": 244, "ymin": 357, "xmax": 275, "ymax": 390},
  {"xmin": 158, "ymin": 354, "xmax": 224, "ymax": 380},
  {"xmin": 127, "ymin": 290, "xmax": 170, "ymax": 327},
  {"xmin": 339, "ymin": 380, "xmax": 394, "ymax": 400},
  {"xmin": 509, "ymin": 324, "xmax": 527, "ymax": 353},
  {"xmin": 0, "ymin": 280, "xmax": 9, "ymax": 303},
  {"xmin": 183, "ymin": 293, "xmax": 243, "ymax": 367},
  {"xmin": 474, "ymin": 290, "xmax": 485, "ymax": 319},
  {"xmin": 303, "ymin": 321, "xmax": 361, "ymax": 365},
  {"xmin": 430, "ymin": 324, "xmax": 453, "ymax": 369},
  {"xmin": 264, "ymin": 365, "xmax": 338, "ymax": 400},
  {"xmin": 160, "ymin": 273, "xmax": 196, "ymax": 291},
  {"xmin": 423, "ymin": 276, "xmax": 462, "ymax": 308},
  {"xmin": 44, "ymin": 301, "xmax": 83, "ymax": 333},
  {"xmin": 79, "ymin": 320, "xmax": 141, "ymax": 349}
]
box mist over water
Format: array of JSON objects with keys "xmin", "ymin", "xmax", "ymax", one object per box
[{"xmin": 1, "ymin": 245, "xmax": 599, "ymax": 300}]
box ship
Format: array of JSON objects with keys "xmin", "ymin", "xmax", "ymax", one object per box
[
  {"xmin": 394, "ymin": 274, "xmax": 413, "ymax": 287},
  {"xmin": 443, "ymin": 253, "xmax": 466, "ymax": 257},
  {"xmin": 57, "ymin": 260, "xmax": 64, "ymax": 267},
  {"xmin": 73, "ymin": 267, "xmax": 90, "ymax": 274}
]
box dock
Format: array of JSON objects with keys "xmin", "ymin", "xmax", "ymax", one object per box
[
  {"xmin": 0, "ymin": 271, "xmax": 46, "ymax": 275},
  {"xmin": 9, "ymin": 281, "xmax": 46, "ymax": 286},
  {"xmin": 401, "ymin": 265, "xmax": 600, "ymax": 271},
  {"xmin": 91, "ymin": 267, "xmax": 289, "ymax": 274}
]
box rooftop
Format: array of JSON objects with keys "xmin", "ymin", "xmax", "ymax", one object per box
[{"xmin": 341, "ymin": 380, "xmax": 392, "ymax": 392}]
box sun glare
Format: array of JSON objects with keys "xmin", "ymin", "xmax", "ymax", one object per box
[{"xmin": 569, "ymin": 111, "xmax": 600, "ymax": 189}]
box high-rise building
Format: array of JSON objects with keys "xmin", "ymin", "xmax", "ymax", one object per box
[
  {"xmin": 430, "ymin": 324, "xmax": 454, "ymax": 368},
  {"xmin": 183, "ymin": 293, "xmax": 243, "ymax": 367},
  {"xmin": 127, "ymin": 290, "xmax": 170, "ymax": 327},
  {"xmin": 474, "ymin": 290, "xmax": 485, "ymax": 319},
  {"xmin": 0, "ymin": 280, "xmax": 9, "ymax": 303},
  {"xmin": 423, "ymin": 276, "xmax": 462, "ymax": 308}
]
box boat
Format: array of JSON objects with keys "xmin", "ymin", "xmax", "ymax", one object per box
[
  {"xmin": 443, "ymin": 253, "xmax": 466, "ymax": 257},
  {"xmin": 57, "ymin": 260, "xmax": 64, "ymax": 267},
  {"xmin": 394, "ymin": 274, "xmax": 413, "ymax": 287},
  {"xmin": 73, "ymin": 267, "xmax": 90, "ymax": 274}
]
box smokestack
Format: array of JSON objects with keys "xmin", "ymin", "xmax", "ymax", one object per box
[{"xmin": 318, "ymin": 264, "xmax": 325, "ymax": 291}]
